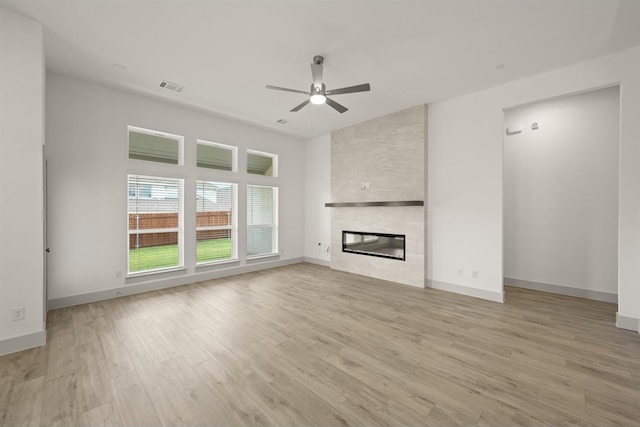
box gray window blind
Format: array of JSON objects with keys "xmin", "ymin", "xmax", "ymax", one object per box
[
  {"xmin": 247, "ymin": 185, "xmax": 278, "ymax": 257},
  {"xmin": 197, "ymin": 143, "xmax": 234, "ymax": 171},
  {"xmin": 247, "ymin": 150, "xmax": 277, "ymax": 177},
  {"xmin": 128, "ymin": 128, "xmax": 181, "ymax": 164}
]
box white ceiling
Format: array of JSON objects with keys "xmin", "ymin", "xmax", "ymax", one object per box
[{"xmin": 2, "ymin": 0, "xmax": 640, "ymax": 139}]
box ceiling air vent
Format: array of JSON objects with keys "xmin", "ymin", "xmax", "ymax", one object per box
[{"xmin": 159, "ymin": 80, "xmax": 184, "ymax": 93}]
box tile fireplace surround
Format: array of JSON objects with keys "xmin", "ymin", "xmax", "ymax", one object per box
[{"xmin": 329, "ymin": 104, "xmax": 427, "ymax": 288}]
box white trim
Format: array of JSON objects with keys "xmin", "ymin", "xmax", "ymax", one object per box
[
  {"xmin": 126, "ymin": 266, "xmax": 187, "ymax": 279},
  {"xmin": 49, "ymin": 257, "xmax": 304, "ymax": 310},
  {"xmin": 504, "ymin": 277, "xmax": 618, "ymax": 303},
  {"xmin": 427, "ymin": 279, "xmax": 505, "ymax": 303},
  {"xmin": 196, "ymin": 225, "xmax": 232, "ymax": 231},
  {"xmin": 304, "ymin": 257, "xmax": 331, "ymax": 267},
  {"xmin": 0, "ymin": 330, "xmax": 47, "ymax": 356},
  {"xmin": 128, "ymin": 227, "xmax": 179, "ymax": 234},
  {"xmin": 616, "ymin": 312, "xmax": 640, "ymax": 333},
  {"xmin": 246, "ymin": 253, "xmax": 280, "ymax": 262},
  {"xmin": 196, "ymin": 257, "xmax": 239, "ymax": 269}
]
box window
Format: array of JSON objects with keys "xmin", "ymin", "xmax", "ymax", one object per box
[
  {"xmin": 247, "ymin": 185, "xmax": 278, "ymax": 257},
  {"xmin": 129, "ymin": 126, "xmax": 183, "ymax": 165},
  {"xmin": 128, "ymin": 174, "xmax": 184, "ymax": 274},
  {"xmin": 196, "ymin": 180, "xmax": 237, "ymax": 264},
  {"xmin": 197, "ymin": 140, "xmax": 237, "ymax": 171},
  {"xmin": 247, "ymin": 150, "xmax": 278, "ymax": 177}
]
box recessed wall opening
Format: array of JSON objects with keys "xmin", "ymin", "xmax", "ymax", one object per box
[
  {"xmin": 502, "ymin": 85, "xmax": 620, "ymax": 304},
  {"xmin": 342, "ymin": 231, "xmax": 405, "ymax": 261}
]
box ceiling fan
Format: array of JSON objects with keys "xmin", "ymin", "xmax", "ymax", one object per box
[{"xmin": 266, "ymin": 55, "xmax": 371, "ymax": 114}]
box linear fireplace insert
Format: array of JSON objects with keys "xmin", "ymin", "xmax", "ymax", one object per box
[{"xmin": 342, "ymin": 231, "xmax": 405, "ymax": 261}]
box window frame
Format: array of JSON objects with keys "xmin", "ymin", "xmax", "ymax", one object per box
[
  {"xmin": 196, "ymin": 139, "xmax": 238, "ymax": 172},
  {"xmin": 195, "ymin": 179, "xmax": 238, "ymax": 266},
  {"xmin": 127, "ymin": 173, "xmax": 185, "ymax": 277},
  {"xmin": 128, "ymin": 126, "xmax": 184, "ymax": 166},
  {"xmin": 246, "ymin": 149, "xmax": 278, "ymax": 177},
  {"xmin": 246, "ymin": 184, "xmax": 279, "ymax": 259}
]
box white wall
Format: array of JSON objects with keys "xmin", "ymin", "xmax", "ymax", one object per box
[
  {"xmin": 0, "ymin": 9, "xmax": 46, "ymax": 354},
  {"xmin": 427, "ymin": 94, "xmax": 505, "ymax": 300},
  {"xmin": 46, "ymin": 73, "xmax": 305, "ymax": 303},
  {"xmin": 504, "ymin": 86, "xmax": 619, "ymax": 297},
  {"xmin": 428, "ymin": 47, "xmax": 640, "ymax": 331},
  {"xmin": 304, "ymin": 134, "xmax": 331, "ymax": 264}
]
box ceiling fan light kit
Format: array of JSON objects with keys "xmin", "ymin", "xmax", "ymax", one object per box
[
  {"xmin": 266, "ymin": 55, "xmax": 370, "ymax": 114},
  {"xmin": 309, "ymin": 84, "xmax": 326, "ymax": 105}
]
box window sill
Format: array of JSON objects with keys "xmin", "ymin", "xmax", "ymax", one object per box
[
  {"xmin": 196, "ymin": 258, "xmax": 240, "ymax": 269},
  {"xmin": 126, "ymin": 266, "xmax": 186, "ymax": 280},
  {"xmin": 246, "ymin": 253, "xmax": 280, "ymax": 262}
]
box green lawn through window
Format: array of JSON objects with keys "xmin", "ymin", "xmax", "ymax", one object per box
[{"xmin": 129, "ymin": 238, "xmax": 232, "ymax": 272}]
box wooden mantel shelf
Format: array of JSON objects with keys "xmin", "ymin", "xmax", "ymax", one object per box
[{"xmin": 324, "ymin": 201, "xmax": 424, "ymax": 208}]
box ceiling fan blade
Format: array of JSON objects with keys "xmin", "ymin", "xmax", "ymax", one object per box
[
  {"xmin": 326, "ymin": 83, "xmax": 371, "ymax": 96},
  {"xmin": 290, "ymin": 99, "xmax": 311, "ymax": 112},
  {"xmin": 325, "ymin": 97, "xmax": 348, "ymax": 114},
  {"xmin": 311, "ymin": 63, "xmax": 323, "ymax": 88},
  {"xmin": 266, "ymin": 85, "xmax": 309, "ymax": 95}
]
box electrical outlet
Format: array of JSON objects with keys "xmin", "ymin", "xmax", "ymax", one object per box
[
  {"xmin": 116, "ymin": 270, "xmax": 122, "ymax": 279},
  {"xmin": 12, "ymin": 306, "xmax": 25, "ymax": 321},
  {"xmin": 456, "ymin": 267, "xmax": 463, "ymax": 276},
  {"xmin": 472, "ymin": 270, "xmax": 479, "ymax": 279}
]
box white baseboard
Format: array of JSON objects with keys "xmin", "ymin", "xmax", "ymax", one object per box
[
  {"xmin": 616, "ymin": 312, "xmax": 640, "ymax": 333},
  {"xmin": 303, "ymin": 257, "xmax": 331, "ymax": 267},
  {"xmin": 427, "ymin": 279, "xmax": 504, "ymax": 303},
  {"xmin": 0, "ymin": 330, "xmax": 47, "ymax": 357},
  {"xmin": 48, "ymin": 257, "xmax": 305, "ymax": 310},
  {"xmin": 504, "ymin": 277, "xmax": 617, "ymax": 303}
]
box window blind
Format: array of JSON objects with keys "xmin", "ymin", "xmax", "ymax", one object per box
[
  {"xmin": 197, "ymin": 142, "xmax": 234, "ymax": 171},
  {"xmin": 247, "ymin": 185, "xmax": 278, "ymax": 257},
  {"xmin": 128, "ymin": 127, "xmax": 182, "ymax": 165},
  {"xmin": 128, "ymin": 174, "xmax": 184, "ymax": 274},
  {"xmin": 247, "ymin": 150, "xmax": 277, "ymax": 177},
  {"xmin": 196, "ymin": 180, "xmax": 236, "ymax": 263}
]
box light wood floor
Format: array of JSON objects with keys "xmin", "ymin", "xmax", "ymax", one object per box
[{"xmin": 1, "ymin": 263, "xmax": 639, "ymax": 426}]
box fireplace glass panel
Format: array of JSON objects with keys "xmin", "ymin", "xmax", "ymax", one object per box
[{"xmin": 342, "ymin": 231, "xmax": 405, "ymax": 261}]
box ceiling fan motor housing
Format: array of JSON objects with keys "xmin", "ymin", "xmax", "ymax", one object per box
[{"xmin": 311, "ymin": 83, "xmax": 326, "ymax": 95}]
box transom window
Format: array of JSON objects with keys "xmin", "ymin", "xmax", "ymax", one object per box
[
  {"xmin": 128, "ymin": 126, "xmax": 183, "ymax": 165},
  {"xmin": 197, "ymin": 140, "xmax": 237, "ymax": 172},
  {"xmin": 247, "ymin": 149, "xmax": 278, "ymax": 177}
]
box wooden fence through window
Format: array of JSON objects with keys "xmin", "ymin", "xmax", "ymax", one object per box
[{"xmin": 129, "ymin": 211, "xmax": 231, "ymax": 249}]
